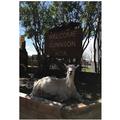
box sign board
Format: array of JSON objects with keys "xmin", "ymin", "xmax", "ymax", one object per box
[{"xmin": 45, "ymin": 23, "xmax": 83, "ymax": 58}]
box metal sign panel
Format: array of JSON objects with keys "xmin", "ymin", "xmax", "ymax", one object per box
[{"xmin": 45, "ymin": 24, "xmax": 83, "ymax": 58}]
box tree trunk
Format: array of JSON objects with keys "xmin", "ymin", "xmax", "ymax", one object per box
[
  {"xmin": 94, "ymin": 31, "xmax": 98, "ymax": 73},
  {"xmin": 97, "ymin": 14, "xmax": 101, "ymax": 74}
]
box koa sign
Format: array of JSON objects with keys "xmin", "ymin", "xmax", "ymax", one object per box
[{"xmin": 45, "ymin": 23, "xmax": 83, "ymax": 58}]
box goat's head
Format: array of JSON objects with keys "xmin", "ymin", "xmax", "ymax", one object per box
[{"xmin": 66, "ymin": 65, "xmax": 79, "ymax": 77}]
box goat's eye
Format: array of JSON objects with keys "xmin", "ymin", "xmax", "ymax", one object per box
[{"xmin": 69, "ymin": 71, "xmax": 72, "ymax": 74}]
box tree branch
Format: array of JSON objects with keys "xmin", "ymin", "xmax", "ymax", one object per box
[
  {"xmin": 82, "ymin": 38, "xmax": 90, "ymax": 54},
  {"xmin": 82, "ymin": 26, "xmax": 91, "ymax": 51}
]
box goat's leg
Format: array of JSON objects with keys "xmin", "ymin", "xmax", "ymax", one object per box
[{"xmin": 74, "ymin": 92, "xmax": 82, "ymax": 102}]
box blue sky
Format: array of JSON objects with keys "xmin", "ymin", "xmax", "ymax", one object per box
[{"xmin": 25, "ymin": 38, "xmax": 37, "ymax": 56}]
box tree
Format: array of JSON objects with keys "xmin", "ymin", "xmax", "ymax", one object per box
[
  {"xmin": 20, "ymin": 1, "xmax": 101, "ymax": 73},
  {"xmin": 48, "ymin": 1, "xmax": 101, "ymax": 66},
  {"xmin": 21, "ymin": 2, "xmax": 57, "ymax": 53},
  {"xmin": 91, "ymin": 2, "xmax": 101, "ymax": 73},
  {"xmin": 20, "ymin": 1, "xmax": 51, "ymax": 67}
]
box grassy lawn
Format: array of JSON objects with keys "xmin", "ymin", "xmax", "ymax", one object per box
[{"xmin": 82, "ymin": 66, "xmax": 94, "ymax": 73}]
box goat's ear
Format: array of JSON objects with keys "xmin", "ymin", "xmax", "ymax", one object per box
[
  {"xmin": 75, "ymin": 65, "xmax": 79, "ymax": 68},
  {"xmin": 64, "ymin": 64, "xmax": 67, "ymax": 69}
]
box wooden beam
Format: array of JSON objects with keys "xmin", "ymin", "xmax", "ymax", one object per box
[{"xmin": 20, "ymin": 92, "xmax": 101, "ymax": 119}]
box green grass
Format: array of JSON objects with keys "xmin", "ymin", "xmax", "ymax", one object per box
[{"xmin": 82, "ymin": 66, "xmax": 94, "ymax": 72}]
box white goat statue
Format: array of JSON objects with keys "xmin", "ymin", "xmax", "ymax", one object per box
[{"xmin": 30, "ymin": 65, "xmax": 81, "ymax": 102}]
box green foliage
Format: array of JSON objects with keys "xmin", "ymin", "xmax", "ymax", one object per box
[
  {"xmin": 19, "ymin": 1, "xmax": 101, "ymax": 57},
  {"xmin": 20, "ymin": 1, "xmax": 50, "ymax": 55}
]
